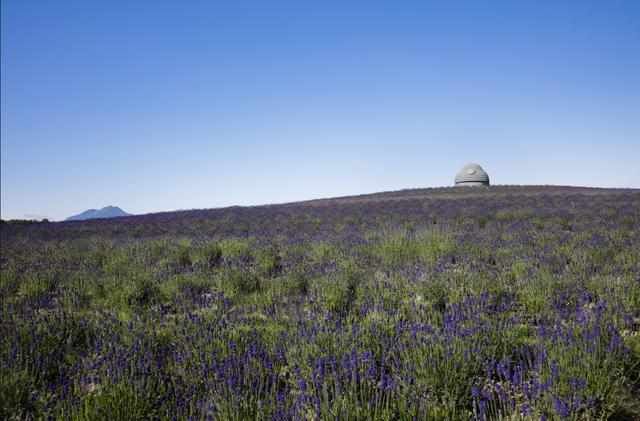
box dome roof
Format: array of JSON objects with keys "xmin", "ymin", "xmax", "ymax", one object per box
[{"xmin": 455, "ymin": 163, "xmax": 490, "ymax": 186}]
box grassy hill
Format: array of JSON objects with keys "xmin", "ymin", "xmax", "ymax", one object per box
[
  {"xmin": 2, "ymin": 185, "xmax": 637, "ymax": 241},
  {"xmin": 1, "ymin": 185, "xmax": 639, "ymax": 419}
]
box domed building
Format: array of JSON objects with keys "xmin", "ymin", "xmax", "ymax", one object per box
[{"xmin": 455, "ymin": 163, "xmax": 490, "ymax": 186}]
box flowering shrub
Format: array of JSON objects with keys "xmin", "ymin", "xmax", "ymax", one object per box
[{"xmin": 1, "ymin": 186, "xmax": 639, "ymax": 419}]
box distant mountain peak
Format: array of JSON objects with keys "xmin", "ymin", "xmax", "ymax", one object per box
[{"xmin": 65, "ymin": 206, "xmax": 131, "ymax": 221}]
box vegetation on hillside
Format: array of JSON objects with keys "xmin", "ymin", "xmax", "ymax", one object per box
[{"xmin": 1, "ymin": 187, "xmax": 639, "ymax": 420}]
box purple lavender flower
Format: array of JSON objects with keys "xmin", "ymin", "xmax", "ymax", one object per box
[{"xmin": 553, "ymin": 395, "xmax": 570, "ymax": 418}]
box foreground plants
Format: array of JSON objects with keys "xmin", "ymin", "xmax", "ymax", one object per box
[{"xmin": 1, "ymin": 186, "xmax": 639, "ymax": 420}]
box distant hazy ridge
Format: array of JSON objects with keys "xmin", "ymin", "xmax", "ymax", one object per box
[{"xmin": 65, "ymin": 206, "xmax": 131, "ymax": 221}]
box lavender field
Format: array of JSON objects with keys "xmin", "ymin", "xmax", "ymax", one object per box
[{"xmin": 1, "ymin": 186, "xmax": 639, "ymax": 420}]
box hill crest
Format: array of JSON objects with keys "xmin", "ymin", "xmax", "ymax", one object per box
[{"xmin": 65, "ymin": 206, "xmax": 131, "ymax": 221}]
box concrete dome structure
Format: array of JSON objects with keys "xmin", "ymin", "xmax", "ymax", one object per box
[{"xmin": 455, "ymin": 163, "xmax": 490, "ymax": 186}]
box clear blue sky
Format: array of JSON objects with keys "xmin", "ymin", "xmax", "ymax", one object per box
[{"xmin": 2, "ymin": 1, "xmax": 639, "ymax": 220}]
